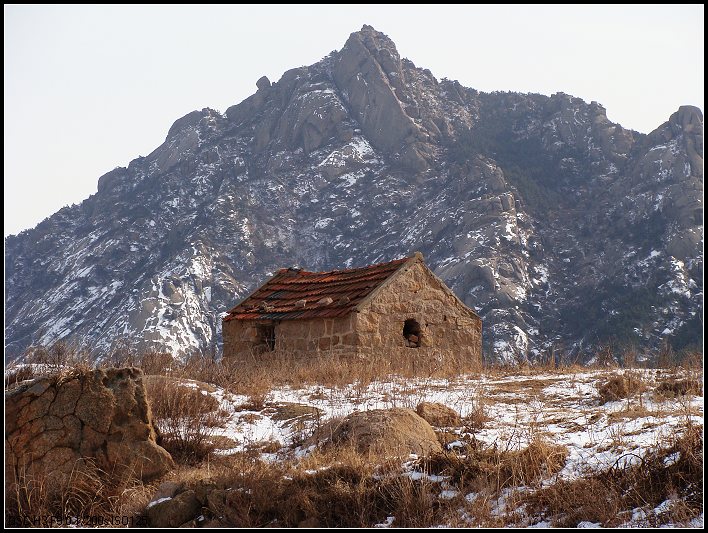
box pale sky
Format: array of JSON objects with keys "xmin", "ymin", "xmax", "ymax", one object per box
[{"xmin": 4, "ymin": 5, "xmax": 704, "ymax": 237}]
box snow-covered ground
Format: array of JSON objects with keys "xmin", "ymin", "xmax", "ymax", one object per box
[
  {"xmin": 167, "ymin": 367, "xmax": 703, "ymax": 527},
  {"xmin": 179, "ymin": 370, "xmax": 700, "ymax": 464}
]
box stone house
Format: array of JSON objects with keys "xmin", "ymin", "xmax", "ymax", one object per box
[{"xmin": 222, "ymin": 252, "xmax": 482, "ymax": 365}]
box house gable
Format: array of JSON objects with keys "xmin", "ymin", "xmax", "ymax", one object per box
[
  {"xmin": 354, "ymin": 259, "xmax": 482, "ymax": 365},
  {"xmin": 355, "ymin": 252, "xmax": 480, "ymax": 321}
]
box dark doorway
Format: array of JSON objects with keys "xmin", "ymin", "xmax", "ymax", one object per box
[
  {"xmin": 257, "ymin": 323, "xmax": 276, "ymax": 351},
  {"xmin": 403, "ymin": 319, "xmax": 422, "ymax": 348}
]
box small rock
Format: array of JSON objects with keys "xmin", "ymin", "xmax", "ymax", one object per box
[{"xmin": 152, "ymin": 481, "xmax": 183, "ymax": 501}]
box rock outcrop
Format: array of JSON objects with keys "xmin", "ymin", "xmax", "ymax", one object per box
[
  {"xmin": 5, "ymin": 367, "xmax": 173, "ymax": 490},
  {"xmin": 256, "ymin": 75, "xmax": 271, "ymax": 91},
  {"xmin": 323, "ymin": 408, "xmax": 442, "ymax": 457}
]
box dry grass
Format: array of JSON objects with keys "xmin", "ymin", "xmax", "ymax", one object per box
[
  {"xmin": 597, "ymin": 372, "xmax": 647, "ymax": 403},
  {"xmin": 606, "ymin": 404, "xmax": 657, "ymax": 423},
  {"xmin": 523, "ymin": 424, "xmax": 703, "ymax": 527},
  {"xmin": 152, "ymin": 433, "xmax": 571, "ymax": 528},
  {"xmin": 146, "ymin": 382, "xmax": 703, "ymax": 527},
  {"xmin": 6, "ymin": 343, "xmax": 703, "ymax": 527},
  {"xmin": 4, "ymin": 365, "xmax": 36, "ymax": 388},
  {"xmin": 422, "ymin": 436, "xmax": 568, "ymax": 493},
  {"xmin": 6, "ymin": 459, "xmax": 152, "ymax": 527},
  {"xmin": 172, "ymin": 447, "xmax": 460, "ymax": 528},
  {"xmin": 488, "ymin": 377, "xmax": 560, "ymax": 396},
  {"xmin": 144, "ymin": 375, "xmax": 228, "ymax": 464},
  {"xmin": 145, "ymin": 348, "xmax": 483, "ymax": 398}
]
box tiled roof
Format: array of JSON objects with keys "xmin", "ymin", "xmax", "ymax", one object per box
[{"xmin": 224, "ymin": 256, "xmax": 412, "ymax": 321}]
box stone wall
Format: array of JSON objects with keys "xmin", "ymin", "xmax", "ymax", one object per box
[
  {"xmin": 355, "ymin": 261, "xmax": 482, "ymax": 366},
  {"xmin": 277, "ymin": 316, "xmax": 357, "ymax": 355},
  {"xmin": 5, "ymin": 367, "xmax": 173, "ymax": 492},
  {"xmin": 223, "ymin": 315, "xmax": 357, "ymax": 360}
]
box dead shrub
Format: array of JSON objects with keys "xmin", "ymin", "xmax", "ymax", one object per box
[
  {"xmin": 5, "ymin": 366, "xmax": 36, "ymax": 388},
  {"xmin": 525, "ymin": 476, "xmax": 621, "ymax": 527},
  {"xmin": 104, "ymin": 338, "xmax": 140, "ymax": 368},
  {"xmin": 145, "ymin": 376, "xmax": 227, "ymax": 464},
  {"xmin": 244, "ymin": 440, "xmax": 283, "ymax": 454},
  {"xmin": 597, "ymin": 372, "xmax": 647, "ymax": 403},
  {"xmin": 656, "ymin": 341, "xmax": 676, "ymax": 368},
  {"xmin": 139, "ymin": 351, "xmax": 176, "ymax": 375},
  {"xmin": 463, "ymin": 400, "xmax": 489, "ymax": 430},
  {"xmin": 421, "ymin": 436, "xmax": 568, "ymax": 492},
  {"xmin": 238, "ymin": 392, "xmax": 269, "ymax": 412},
  {"xmin": 514, "ymin": 438, "xmax": 569, "ymax": 484},
  {"xmin": 523, "ymin": 424, "xmax": 703, "ymax": 526},
  {"xmin": 595, "ymin": 345, "xmax": 618, "ymax": 367},
  {"xmin": 677, "ymin": 350, "xmax": 702, "ymax": 370},
  {"xmin": 655, "ymin": 378, "xmax": 703, "ymax": 398},
  {"xmin": 23, "ymin": 340, "xmax": 91, "ymax": 371}
]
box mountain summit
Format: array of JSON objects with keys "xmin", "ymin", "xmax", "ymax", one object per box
[{"xmin": 5, "ymin": 26, "xmax": 703, "ymax": 363}]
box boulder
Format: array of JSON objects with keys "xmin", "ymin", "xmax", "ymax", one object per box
[
  {"xmin": 147, "ymin": 489, "xmax": 201, "ymax": 528},
  {"xmin": 5, "ymin": 367, "xmax": 173, "ymax": 492},
  {"xmin": 325, "ymin": 408, "xmax": 441, "ymax": 457},
  {"xmin": 415, "ymin": 402, "xmax": 462, "ymax": 427}
]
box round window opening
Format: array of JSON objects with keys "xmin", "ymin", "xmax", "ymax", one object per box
[{"xmin": 403, "ymin": 319, "xmax": 422, "ymax": 348}]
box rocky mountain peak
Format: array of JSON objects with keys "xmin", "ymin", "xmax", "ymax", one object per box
[
  {"xmin": 347, "ymin": 25, "xmax": 402, "ymax": 63},
  {"xmin": 332, "ymin": 25, "xmax": 431, "ymax": 169},
  {"xmin": 4, "ymin": 27, "xmax": 703, "ymax": 364}
]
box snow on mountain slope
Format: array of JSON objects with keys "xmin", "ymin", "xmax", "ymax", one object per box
[{"xmin": 5, "ymin": 26, "xmax": 703, "ymax": 363}]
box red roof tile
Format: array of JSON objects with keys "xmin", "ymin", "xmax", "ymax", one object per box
[{"xmin": 224, "ymin": 256, "xmax": 412, "ymax": 322}]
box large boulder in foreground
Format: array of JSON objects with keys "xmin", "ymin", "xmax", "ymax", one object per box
[
  {"xmin": 325, "ymin": 408, "xmax": 442, "ymax": 457},
  {"xmin": 5, "ymin": 367, "xmax": 173, "ymax": 489}
]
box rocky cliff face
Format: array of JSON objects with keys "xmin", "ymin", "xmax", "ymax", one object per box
[{"xmin": 5, "ymin": 26, "xmax": 703, "ymax": 364}]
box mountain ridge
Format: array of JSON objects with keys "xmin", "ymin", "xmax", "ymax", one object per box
[{"xmin": 5, "ymin": 25, "xmax": 703, "ymax": 364}]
